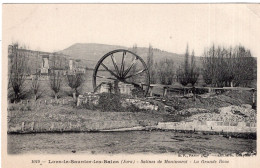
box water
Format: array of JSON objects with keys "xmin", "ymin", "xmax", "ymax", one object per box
[{"xmin": 8, "ymin": 131, "xmax": 256, "ymax": 155}]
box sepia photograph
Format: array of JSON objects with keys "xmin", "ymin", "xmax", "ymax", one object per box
[{"xmin": 2, "ymin": 3, "xmax": 260, "ymax": 168}]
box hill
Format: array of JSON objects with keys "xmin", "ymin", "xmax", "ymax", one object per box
[{"xmin": 58, "ymin": 43, "xmax": 202, "ymax": 69}]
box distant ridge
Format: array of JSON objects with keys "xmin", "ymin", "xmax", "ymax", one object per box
[{"xmin": 59, "ymin": 43, "xmax": 201, "ymax": 69}]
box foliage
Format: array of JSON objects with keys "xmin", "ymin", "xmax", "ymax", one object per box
[
  {"xmin": 31, "ymin": 71, "xmax": 41, "ymax": 100},
  {"xmin": 67, "ymin": 73, "xmax": 85, "ymax": 96},
  {"xmin": 9, "ymin": 43, "xmax": 29, "ymax": 102},
  {"xmin": 49, "ymin": 55, "xmax": 63, "ymax": 100},
  {"xmin": 202, "ymin": 45, "xmax": 256, "ymax": 87},
  {"xmin": 94, "ymin": 93, "xmax": 149, "ymax": 112},
  {"xmin": 177, "ymin": 45, "xmax": 199, "ymax": 86},
  {"xmin": 155, "ymin": 58, "xmax": 175, "ymax": 85},
  {"xmin": 97, "ymin": 93, "xmax": 123, "ymax": 112},
  {"xmin": 49, "ymin": 70, "xmax": 62, "ymax": 100},
  {"xmin": 129, "ymin": 44, "xmax": 138, "ymax": 83},
  {"xmin": 189, "ymin": 50, "xmax": 200, "ymax": 86},
  {"xmin": 8, "ymin": 104, "xmax": 32, "ymax": 111},
  {"xmin": 147, "ymin": 44, "xmax": 156, "ymax": 84}
]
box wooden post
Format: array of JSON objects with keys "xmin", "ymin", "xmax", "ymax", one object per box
[
  {"xmin": 114, "ymin": 81, "xmax": 119, "ymax": 95},
  {"xmin": 50, "ymin": 122, "xmax": 54, "ymax": 131},
  {"xmin": 72, "ymin": 92, "xmax": 76, "ymax": 102},
  {"xmin": 150, "ymin": 86, "xmax": 154, "ymax": 97},
  {"xmin": 163, "ymin": 87, "xmax": 168, "ymax": 97},
  {"xmin": 141, "ymin": 83, "xmax": 144, "ymax": 90},
  {"xmin": 192, "ymin": 86, "xmax": 196, "ymax": 101},
  {"xmin": 69, "ymin": 122, "xmax": 72, "ymax": 129},
  {"xmin": 31, "ymin": 122, "xmax": 35, "ymax": 131},
  {"xmin": 252, "ymin": 89, "xmax": 256, "ymax": 109},
  {"xmin": 21, "ymin": 122, "xmax": 25, "ymax": 132}
]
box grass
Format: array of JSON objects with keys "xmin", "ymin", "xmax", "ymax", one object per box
[{"xmin": 7, "ymin": 100, "xmax": 168, "ymax": 133}]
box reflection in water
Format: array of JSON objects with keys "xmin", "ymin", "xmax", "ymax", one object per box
[{"xmin": 8, "ymin": 131, "xmax": 256, "ymax": 155}]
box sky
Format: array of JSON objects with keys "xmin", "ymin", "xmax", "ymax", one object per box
[{"xmin": 3, "ymin": 4, "xmax": 260, "ymax": 57}]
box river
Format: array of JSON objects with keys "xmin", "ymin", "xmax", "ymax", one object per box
[{"xmin": 8, "ymin": 131, "xmax": 256, "ymax": 155}]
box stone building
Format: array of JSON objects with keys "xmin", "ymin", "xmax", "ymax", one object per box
[
  {"xmin": 8, "ymin": 45, "xmax": 70, "ymax": 77},
  {"xmin": 96, "ymin": 81, "xmax": 134, "ymax": 95},
  {"xmin": 41, "ymin": 55, "xmax": 49, "ymax": 74},
  {"xmin": 68, "ymin": 59, "xmax": 86, "ymax": 74}
]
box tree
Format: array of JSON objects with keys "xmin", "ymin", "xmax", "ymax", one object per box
[
  {"xmin": 67, "ymin": 73, "xmax": 85, "ymax": 100},
  {"xmin": 176, "ymin": 67, "xmax": 189, "ymax": 86},
  {"xmin": 156, "ymin": 58, "xmax": 175, "ymax": 85},
  {"xmin": 147, "ymin": 44, "xmax": 156, "ymax": 84},
  {"xmin": 201, "ymin": 45, "xmax": 215, "ymax": 85},
  {"xmin": 177, "ymin": 44, "xmax": 199, "ymax": 86},
  {"xmin": 189, "ymin": 50, "xmax": 199, "ymax": 86},
  {"xmin": 31, "ymin": 71, "xmax": 41, "ymax": 101},
  {"xmin": 129, "ymin": 44, "xmax": 138, "ymax": 83},
  {"xmin": 179, "ymin": 44, "xmax": 190, "ymax": 86},
  {"xmin": 233, "ymin": 46, "xmax": 257, "ymax": 87},
  {"xmin": 9, "ymin": 43, "xmax": 28, "ymax": 102},
  {"xmin": 202, "ymin": 44, "xmax": 256, "ymax": 87},
  {"xmin": 49, "ymin": 54, "xmax": 63, "ymax": 101},
  {"xmin": 184, "ymin": 44, "xmax": 190, "ymax": 77}
]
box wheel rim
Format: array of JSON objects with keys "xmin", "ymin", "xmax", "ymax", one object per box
[{"xmin": 93, "ymin": 49, "xmax": 150, "ymax": 97}]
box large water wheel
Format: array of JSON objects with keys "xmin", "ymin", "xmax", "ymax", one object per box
[{"xmin": 92, "ymin": 49, "xmax": 150, "ymax": 96}]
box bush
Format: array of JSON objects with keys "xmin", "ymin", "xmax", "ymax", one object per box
[
  {"xmin": 97, "ymin": 93, "xmax": 123, "ymax": 112},
  {"xmin": 8, "ymin": 105, "xmax": 16, "ymax": 111},
  {"xmin": 8, "ymin": 89, "xmax": 30, "ymax": 103}
]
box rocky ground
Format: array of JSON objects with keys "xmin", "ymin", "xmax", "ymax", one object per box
[
  {"xmin": 186, "ymin": 105, "xmax": 256, "ymax": 123},
  {"xmin": 7, "ymin": 90, "xmax": 256, "ymax": 134}
]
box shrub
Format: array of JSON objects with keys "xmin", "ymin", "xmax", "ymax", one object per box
[{"xmin": 97, "ymin": 93, "xmax": 123, "ymax": 112}]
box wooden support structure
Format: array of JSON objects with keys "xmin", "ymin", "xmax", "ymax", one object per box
[
  {"xmin": 163, "ymin": 86, "xmax": 168, "ymax": 97},
  {"xmin": 252, "ymin": 89, "xmax": 256, "ymax": 110},
  {"xmin": 149, "ymin": 85, "xmax": 154, "ymax": 97},
  {"xmin": 192, "ymin": 86, "xmax": 196, "ymax": 101},
  {"xmin": 21, "ymin": 122, "xmax": 25, "ymax": 132},
  {"xmin": 140, "ymin": 83, "xmax": 256, "ymax": 108}
]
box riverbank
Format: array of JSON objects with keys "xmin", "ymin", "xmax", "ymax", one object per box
[
  {"xmin": 8, "ymin": 122, "xmax": 256, "ymax": 139},
  {"xmin": 8, "ymin": 105, "xmax": 256, "ymax": 140}
]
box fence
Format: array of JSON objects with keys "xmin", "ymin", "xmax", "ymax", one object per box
[
  {"xmin": 140, "ymin": 83, "xmax": 256, "ymax": 108},
  {"xmin": 9, "ymin": 98, "xmax": 72, "ymax": 106}
]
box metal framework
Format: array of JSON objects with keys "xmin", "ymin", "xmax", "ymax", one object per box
[{"xmin": 92, "ymin": 49, "xmax": 150, "ymax": 96}]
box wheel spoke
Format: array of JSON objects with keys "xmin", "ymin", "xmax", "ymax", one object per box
[
  {"xmin": 110, "ymin": 54, "xmax": 120, "ymax": 76},
  {"xmin": 93, "ymin": 49, "xmax": 150, "ymax": 97},
  {"xmin": 100, "ymin": 63, "xmax": 119, "ymax": 78},
  {"xmin": 122, "ymin": 57, "xmax": 138, "ymax": 78},
  {"xmin": 120, "ymin": 51, "xmax": 126, "ymax": 77},
  {"xmin": 95, "ymin": 75, "xmax": 117, "ymax": 80},
  {"xmin": 125, "ymin": 69, "xmax": 147, "ymax": 79}
]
